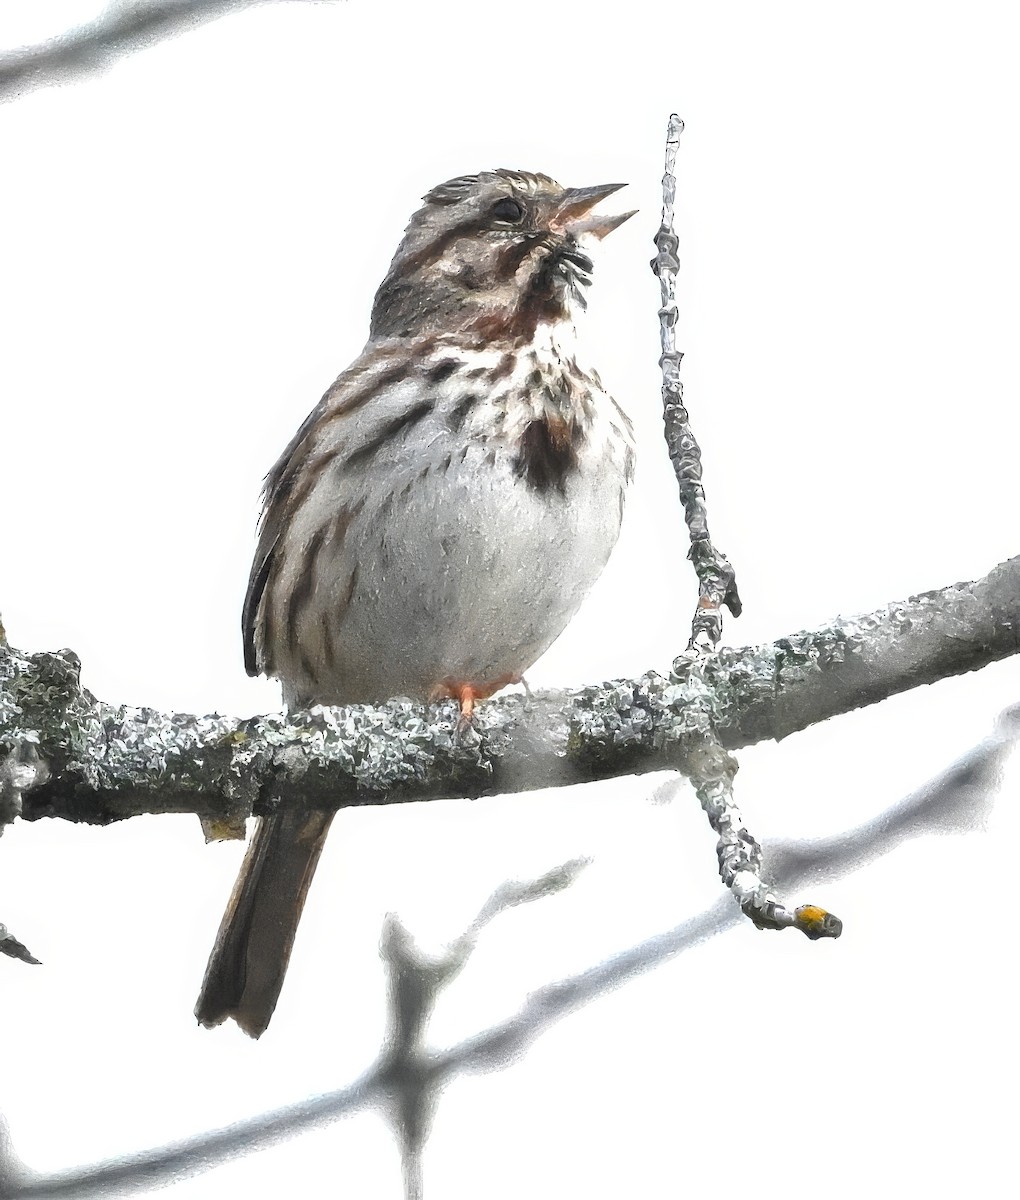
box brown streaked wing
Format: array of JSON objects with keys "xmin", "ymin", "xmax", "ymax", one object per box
[
  {"xmin": 243, "ymin": 400, "xmax": 326, "ymax": 677},
  {"xmin": 242, "ymin": 345, "xmax": 410, "ymax": 679}
]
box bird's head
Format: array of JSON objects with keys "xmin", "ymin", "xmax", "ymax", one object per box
[{"xmin": 369, "ymin": 169, "xmax": 634, "ymax": 342}]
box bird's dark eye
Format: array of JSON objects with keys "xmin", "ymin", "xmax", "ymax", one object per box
[{"xmin": 491, "ymin": 197, "xmax": 525, "ymax": 223}]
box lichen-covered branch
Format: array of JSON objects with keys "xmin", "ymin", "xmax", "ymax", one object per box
[
  {"xmin": 1, "ymin": 557, "xmax": 1016, "ymax": 829},
  {"xmin": 651, "ymin": 114, "xmax": 741, "ymax": 649},
  {"xmin": 1, "ymin": 556, "xmax": 1015, "ymax": 948},
  {"xmin": 0, "ymin": 0, "xmax": 331, "ymax": 104}
]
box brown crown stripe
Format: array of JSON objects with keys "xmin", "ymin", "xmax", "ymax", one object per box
[{"xmin": 424, "ymin": 169, "xmax": 559, "ymax": 206}]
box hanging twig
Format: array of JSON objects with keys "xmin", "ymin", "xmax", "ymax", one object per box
[{"xmin": 686, "ymin": 726, "xmax": 840, "ymax": 937}]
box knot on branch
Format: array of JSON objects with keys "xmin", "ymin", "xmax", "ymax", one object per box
[
  {"xmin": 651, "ymin": 227, "xmax": 680, "ymax": 276},
  {"xmin": 689, "ymin": 538, "xmax": 743, "ymax": 621}
]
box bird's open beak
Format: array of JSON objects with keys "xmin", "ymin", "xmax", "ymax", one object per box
[{"xmin": 551, "ymin": 182, "xmax": 637, "ymax": 240}]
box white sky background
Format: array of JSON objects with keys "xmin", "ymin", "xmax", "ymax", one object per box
[{"xmin": 2, "ymin": 1, "xmax": 1020, "ymax": 1196}]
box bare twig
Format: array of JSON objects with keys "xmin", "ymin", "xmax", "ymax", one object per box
[
  {"xmin": 652, "ymin": 114, "xmax": 741, "ymax": 651},
  {"xmin": 378, "ymin": 860, "xmax": 588, "ymax": 1200},
  {"xmin": 0, "ymin": 0, "xmax": 332, "ymax": 103},
  {"xmin": 685, "ymin": 726, "xmax": 841, "ymax": 937}
]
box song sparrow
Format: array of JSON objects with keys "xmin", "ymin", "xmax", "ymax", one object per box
[{"xmin": 196, "ymin": 170, "xmax": 637, "ymax": 1037}]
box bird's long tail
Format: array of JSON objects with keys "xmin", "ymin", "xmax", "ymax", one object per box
[{"xmin": 195, "ymin": 808, "xmax": 334, "ymax": 1038}]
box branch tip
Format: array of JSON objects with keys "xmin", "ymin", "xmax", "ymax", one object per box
[{"xmin": 793, "ymin": 904, "xmax": 843, "ymax": 940}]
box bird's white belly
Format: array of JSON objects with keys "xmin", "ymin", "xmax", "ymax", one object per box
[
  {"xmin": 299, "ymin": 429, "xmax": 626, "ymax": 704},
  {"xmin": 268, "ymin": 330, "xmax": 636, "ymax": 707}
]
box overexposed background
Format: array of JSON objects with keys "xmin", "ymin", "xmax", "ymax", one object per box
[{"xmin": 2, "ymin": 2, "xmax": 1019, "ymax": 1196}]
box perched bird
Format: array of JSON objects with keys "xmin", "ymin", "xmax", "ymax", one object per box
[{"xmin": 196, "ymin": 170, "xmax": 637, "ymax": 1037}]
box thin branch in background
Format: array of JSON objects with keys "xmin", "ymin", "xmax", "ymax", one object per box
[
  {"xmin": 2, "ymin": 713, "xmax": 1015, "ymax": 1197},
  {"xmin": 0, "ymin": 0, "xmax": 332, "ymax": 103},
  {"xmin": 0, "ymin": 860, "xmax": 592, "ymax": 1200},
  {"xmin": 651, "ymin": 114, "xmax": 741, "ymax": 652},
  {"xmin": 377, "ymin": 860, "xmax": 588, "ymax": 1200}
]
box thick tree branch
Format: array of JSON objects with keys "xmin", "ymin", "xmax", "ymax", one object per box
[
  {"xmin": 0, "ymin": 0, "xmax": 332, "ymax": 103},
  {"xmin": 1, "ymin": 557, "xmax": 1016, "ymax": 829}
]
